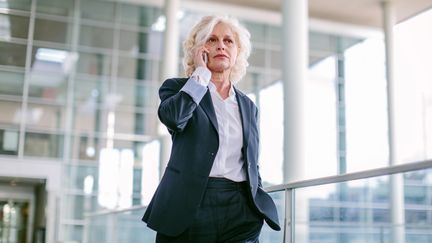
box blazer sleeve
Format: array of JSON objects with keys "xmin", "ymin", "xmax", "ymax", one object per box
[{"xmin": 158, "ymin": 78, "xmax": 201, "ymax": 133}]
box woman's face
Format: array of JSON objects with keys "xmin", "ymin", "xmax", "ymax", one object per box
[{"xmin": 204, "ymin": 22, "xmax": 238, "ymax": 73}]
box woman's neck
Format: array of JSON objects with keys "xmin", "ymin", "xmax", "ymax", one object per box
[{"xmin": 211, "ymin": 72, "xmax": 231, "ymax": 99}]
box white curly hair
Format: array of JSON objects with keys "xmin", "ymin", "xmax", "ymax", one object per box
[{"xmin": 182, "ymin": 15, "xmax": 251, "ymax": 84}]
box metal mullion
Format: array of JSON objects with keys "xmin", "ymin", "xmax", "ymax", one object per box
[
  {"xmin": 25, "ymin": 126, "xmax": 64, "ymax": 135},
  {"xmin": 0, "ymin": 8, "xmax": 31, "ymax": 16},
  {"xmin": 57, "ymin": 0, "xmax": 81, "ymax": 242},
  {"xmin": 118, "ymin": 23, "xmax": 152, "ymax": 34},
  {"xmin": 0, "ymin": 65, "xmax": 26, "ymax": 72},
  {"xmin": 0, "ymin": 95, "xmax": 25, "ymax": 102},
  {"xmin": 76, "ymin": 45, "xmax": 113, "ymax": 56},
  {"xmin": 34, "ymin": 12, "xmax": 73, "ymax": 22},
  {"xmin": 111, "ymin": 2, "xmax": 121, "ymax": 95},
  {"xmin": 32, "ymin": 39, "xmax": 71, "ymax": 50},
  {"xmin": 80, "ymin": 18, "xmax": 116, "ymax": 29},
  {"xmin": 62, "ymin": 0, "xmax": 80, "ymax": 162},
  {"xmin": 0, "ymin": 37, "xmax": 29, "ymax": 45},
  {"xmin": 26, "ymin": 97, "xmax": 66, "ymax": 106},
  {"xmin": 284, "ymin": 188, "xmax": 295, "ymax": 243},
  {"xmin": 18, "ymin": 0, "xmax": 36, "ymax": 158}
]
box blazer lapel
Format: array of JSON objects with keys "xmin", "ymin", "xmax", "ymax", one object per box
[
  {"xmin": 200, "ymin": 90, "xmax": 219, "ymax": 133},
  {"xmin": 234, "ymin": 87, "xmax": 250, "ymax": 148}
]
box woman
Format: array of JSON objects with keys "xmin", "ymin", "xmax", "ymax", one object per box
[{"xmin": 142, "ymin": 15, "xmax": 280, "ymax": 243}]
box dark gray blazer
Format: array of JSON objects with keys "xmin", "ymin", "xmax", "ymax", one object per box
[{"xmin": 142, "ymin": 78, "xmax": 280, "ymax": 236}]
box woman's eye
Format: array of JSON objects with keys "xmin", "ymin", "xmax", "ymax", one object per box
[{"xmin": 224, "ymin": 39, "xmax": 234, "ymax": 45}]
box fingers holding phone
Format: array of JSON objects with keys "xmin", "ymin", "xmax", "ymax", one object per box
[{"xmin": 194, "ymin": 47, "xmax": 209, "ymax": 68}]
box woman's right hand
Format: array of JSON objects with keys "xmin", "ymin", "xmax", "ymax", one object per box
[{"xmin": 193, "ymin": 46, "xmax": 209, "ymax": 68}]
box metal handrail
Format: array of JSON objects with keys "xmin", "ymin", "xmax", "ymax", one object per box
[
  {"xmin": 266, "ymin": 159, "xmax": 432, "ymax": 193},
  {"xmin": 83, "ymin": 159, "xmax": 432, "ymax": 218}
]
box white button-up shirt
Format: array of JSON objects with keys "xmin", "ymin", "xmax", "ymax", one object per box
[
  {"xmin": 207, "ymin": 82, "xmax": 246, "ymax": 182},
  {"xmin": 181, "ymin": 67, "xmax": 246, "ymax": 182}
]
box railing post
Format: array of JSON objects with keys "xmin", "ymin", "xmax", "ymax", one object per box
[
  {"xmin": 284, "ymin": 189, "xmax": 295, "ymax": 243},
  {"xmin": 82, "ymin": 215, "xmax": 89, "ymax": 243}
]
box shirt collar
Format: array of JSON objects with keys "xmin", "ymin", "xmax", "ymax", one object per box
[{"xmin": 208, "ymin": 81, "xmax": 236, "ymax": 100}]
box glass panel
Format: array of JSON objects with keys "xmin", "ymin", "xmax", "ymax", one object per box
[
  {"xmin": 117, "ymin": 57, "xmax": 158, "ymax": 81},
  {"xmin": 79, "ymin": 25, "xmax": 114, "ymax": 49},
  {"xmin": 118, "ymin": 29, "xmax": 163, "ymax": 57},
  {"xmin": 0, "ymin": 69, "xmax": 25, "ymax": 96},
  {"xmin": 29, "ymin": 46, "xmax": 71, "ymax": 102},
  {"xmin": 306, "ymin": 56, "xmax": 338, "ymax": 179},
  {"xmin": 26, "ymin": 103, "xmax": 66, "ymax": 130},
  {"xmin": 259, "ymin": 81, "xmax": 284, "ymax": 185},
  {"xmin": 310, "ymin": 32, "xmax": 337, "ymax": 53},
  {"xmin": 74, "ymin": 76, "xmax": 109, "ymax": 105},
  {"xmin": 80, "ymin": 1, "xmax": 115, "ymax": 23},
  {"xmin": 245, "ymin": 22, "xmax": 266, "ymax": 43},
  {"xmin": 248, "ymin": 47, "xmax": 265, "ymax": 67},
  {"xmin": 61, "ymin": 224, "xmax": 83, "ymax": 243},
  {"xmin": 62, "ymin": 194, "xmax": 101, "ymax": 220},
  {"xmin": 0, "ymin": 100, "xmax": 21, "ymax": 126},
  {"xmin": 118, "ymin": 30, "xmax": 154, "ymax": 53},
  {"xmin": 36, "ymin": 0, "xmax": 74, "ymax": 17},
  {"xmin": 0, "ymin": 128, "xmax": 19, "ymax": 155},
  {"xmin": 0, "ymin": 0, "xmax": 31, "ymax": 11},
  {"xmin": 85, "ymin": 208, "xmax": 156, "ymax": 243},
  {"xmin": 0, "ymin": 42, "xmax": 26, "ymax": 67},
  {"xmin": 294, "ymin": 169, "xmax": 432, "ymax": 242},
  {"xmin": 70, "ymin": 134, "xmax": 103, "ymax": 161},
  {"xmin": 76, "ymin": 51, "xmax": 112, "ymax": 77},
  {"xmin": 0, "ymin": 14, "xmax": 29, "ymax": 39},
  {"xmin": 345, "ymin": 38, "xmax": 388, "ymax": 173},
  {"xmin": 115, "ymin": 81, "xmax": 158, "ymax": 107},
  {"xmin": 269, "ymin": 48, "xmax": 281, "ymax": 69},
  {"xmin": 24, "ymin": 132, "xmax": 63, "ymax": 158},
  {"xmin": 34, "ymin": 18, "xmax": 72, "ymax": 45},
  {"xmin": 73, "ymin": 107, "xmax": 109, "ymax": 134},
  {"xmin": 64, "ymin": 164, "xmax": 99, "ymax": 190},
  {"xmin": 120, "ymin": 4, "xmax": 161, "ymax": 28},
  {"xmin": 112, "ymin": 139, "xmax": 146, "ymax": 166},
  {"xmin": 268, "ymin": 25, "xmax": 281, "ymax": 45},
  {"xmin": 114, "ymin": 108, "xmax": 156, "ymax": 135},
  {"xmin": 115, "ymin": 209, "xmax": 156, "ymax": 242}
]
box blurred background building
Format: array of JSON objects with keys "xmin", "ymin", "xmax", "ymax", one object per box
[{"xmin": 0, "ymin": 0, "xmax": 431, "ymax": 242}]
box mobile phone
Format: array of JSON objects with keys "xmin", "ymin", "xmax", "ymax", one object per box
[{"xmin": 203, "ymin": 52, "xmax": 208, "ymax": 64}]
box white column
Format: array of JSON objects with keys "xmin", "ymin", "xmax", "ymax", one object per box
[
  {"xmin": 282, "ymin": 0, "xmax": 307, "ymax": 183},
  {"xmin": 158, "ymin": 0, "xmax": 180, "ymax": 178},
  {"xmin": 161, "ymin": 0, "xmax": 180, "ymax": 80},
  {"xmin": 382, "ymin": 1, "xmax": 405, "ymax": 243},
  {"xmin": 282, "ymin": 1, "xmax": 308, "ymax": 242}
]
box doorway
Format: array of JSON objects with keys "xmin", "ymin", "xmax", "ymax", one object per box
[
  {"xmin": 0, "ymin": 177, "xmax": 45, "ymax": 243},
  {"xmin": 0, "ymin": 199, "xmax": 30, "ymax": 243}
]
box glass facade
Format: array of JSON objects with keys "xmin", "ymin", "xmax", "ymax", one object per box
[
  {"xmin": 294, "ymin": 169, "xmax": 432, "ymax": 243},
  {"xmin": 1, "ymin": 0, "xmax": 432, "ymax": 242}
]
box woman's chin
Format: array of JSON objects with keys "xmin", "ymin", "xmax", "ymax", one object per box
[{"xmin": 208, "ymin": 63, "xmax": 231, "ymax": 73}]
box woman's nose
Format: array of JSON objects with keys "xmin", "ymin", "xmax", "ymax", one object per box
[{"xmin": 216, "ymin": 40, "xmax": 225, "ymax": 50}]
